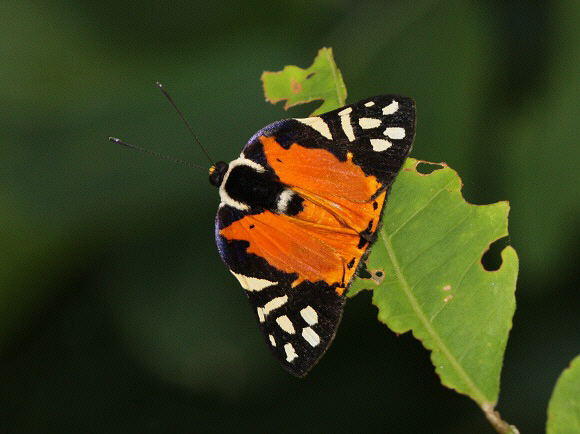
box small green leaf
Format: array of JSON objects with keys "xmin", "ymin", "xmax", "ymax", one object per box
[
  {"xmin": 261, "ymin": 47, "xmax": 347, "ymax": 115},
  {"xmin": 350, "ymin": 158, "xmax": 519, "ymax": 408},
  {"xmin": 547, "ymin": 354, "xmax": 580, "ymax": 434}
]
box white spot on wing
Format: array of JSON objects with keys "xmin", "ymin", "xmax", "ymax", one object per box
[
  {"xmin": 370, "ymin": 138, "xmax": 392, "ymax": 152},
  {"xmin": 276, "ymin": 315, "xmax": 296, "ymax": 334},
  {"xmin": 359, "ymin": 117, "xmax": 382, "ymax": 129},
  {"xmin": 384, "ymin": 127, "xmax": 405, "ymax": 140},
  {"xmin": 263, "ymin": 295, "xmax": 288, "ymax": 315},
  {"xmin": 284, "ymin": 343, "xmax": 298, "ymax": 362},
  {"xmin": 269, "ymin": 334, "xmax": 276, "ymax": 347},
  {"xmin": 338, "ymin": 107, "xmax": 355, "ymax": 141},
  {"xmin": 364, "ymin": 101, "xmax": 375, "ymax": 107},
  {"xmin": 295, "ymin": 116, "xmax": 332, "ymax": 140},
  {"xmin": 276, "ymin": 189, "xmax": 293, "ymax": 213},
  {"xmin": 382, "ymin": 100, "xmax": 399, "ymax": 115},
  {"xmin": 233, "ymin": 156, "xmax": 265, "ymax": 172},
  {"xmin": 302, "ymin": 327, "xmax": 320, "ymax": 347},
  {"xmin": 232, "ymin": 272, "xmax": 276, "ymax": 292},
  {"xmin": 300, "ymin": 306, "xmax": 318, "ymax": 325},
  {"xmin": 257, "ymin": 307, "xmax": 265, "ymax": 323}
]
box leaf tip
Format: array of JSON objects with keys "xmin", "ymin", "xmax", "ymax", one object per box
[{"xmin": 260, "ymin": 47, "xmax": 346, "ymax": 115}]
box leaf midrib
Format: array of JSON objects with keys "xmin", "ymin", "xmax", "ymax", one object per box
[{"xmin": 380, "ymin": 227, "xmax": 488, "ymax": 405}]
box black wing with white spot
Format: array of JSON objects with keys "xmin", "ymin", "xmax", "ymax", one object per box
[
  {"xmin": 242, "ymin": 94, "xmax": 415, "ymax": 187},
  {"xmin": 245, "ymin": 279, "xmax": 346, "ymax": 377},
  {"xmin": 215, "ymin": 204, "xmax": 346, "ymax": 377}
]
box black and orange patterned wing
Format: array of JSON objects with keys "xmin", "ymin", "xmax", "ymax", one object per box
[{"xmin": 215, "ymin": 95, "xmax": 415, "ymax": 376}]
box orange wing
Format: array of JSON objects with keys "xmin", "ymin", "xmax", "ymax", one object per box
[
  {"xmin": 219, "ymin": 136, "xmax": 387, "ymax": 292},
  {"xmin": 260, "ymin": 135, "xmax": 385, "ymax": 234}
]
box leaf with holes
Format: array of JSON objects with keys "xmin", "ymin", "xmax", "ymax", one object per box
[
  {"xmin": 261, "ymin": 47, "xmax": 347, "ymax": 115},
  {"xmin": 547, "ymin": 354, "xmax": 580, "ymax": 434},
  {"xmin": 350, "ymin": 158, "xmax": 519, "ymax": 409}
]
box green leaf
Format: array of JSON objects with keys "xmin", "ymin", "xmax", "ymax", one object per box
[
  {"xmin": 261, "ymin": 47, "xmax": 347, "ymax": 115},
  {"xmin": 350, "ymin": 159, "xmax": 519, "ymax": 408},
  {"xmin": 547, "ymin": 354, "xmax": 580, "ymax": 434}
]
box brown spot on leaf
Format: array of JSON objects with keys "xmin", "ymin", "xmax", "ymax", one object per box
[
  {"xmin": 369, "ymin": 269, "xmax": 384, "ymax": 285},
  {"xmin": 291, "ymin": 77, "xmax": 302, "ymax": 94}
]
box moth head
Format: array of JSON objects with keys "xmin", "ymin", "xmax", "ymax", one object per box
[{"xmin": 209, "ymin": 161, "xmax": 229, "ymax": 187}]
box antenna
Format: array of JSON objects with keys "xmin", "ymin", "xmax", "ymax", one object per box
[
  {"xmin": 156, "ymin": 82, "xmax": 215, "ymax": 166},
  {"xmin": 109, "ymin": 137, "xmax": 205, "ymax": 170}
]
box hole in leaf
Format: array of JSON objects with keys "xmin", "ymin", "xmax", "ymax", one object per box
[
  {"xmin": 481, "ymin": 236, "xmax": 510, "ymax": 271},
  {"xmin": 355, "ymin": 261, "xmax": 384, "ymax": 285},
  {"xmin": 416, "ymin": 161, "xmax": 445, "ymax": 175},
  {"xmin": 356, "ymin": 262, "xmax": 371, "ymax": 279},
  {"xmin": 369, "ymin": 269, "xmax": 385, "ymax": 285}
]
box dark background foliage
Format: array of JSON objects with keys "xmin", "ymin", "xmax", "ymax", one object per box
[{"xmin": 1, "ymin": 1, "xmax": 578, "ymax": 432}]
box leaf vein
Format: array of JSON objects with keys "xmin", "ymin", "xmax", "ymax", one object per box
[
  {"xmin": 380, "ymin": 228, "xmax": 488, "ymax": 404},
  {"xmin": 453, "ymin": 224, "xmax": 506, "ymax": 293},
  {"xmin": 388, "ymin": 177, "xmax": 455, "ymax": 239},
  {"xmin": 401, "ymin": 206, "xmax": 474, "ymax": 275}
]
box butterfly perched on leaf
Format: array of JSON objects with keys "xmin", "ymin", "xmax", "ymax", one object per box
[{"xmin": 210, "ymin": 95, "xmax": 415, "ymax": 377}]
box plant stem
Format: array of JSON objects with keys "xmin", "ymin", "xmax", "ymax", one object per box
[{"xmin": 482, "ymin": 402, "xmax": 520, "ymax": 434}]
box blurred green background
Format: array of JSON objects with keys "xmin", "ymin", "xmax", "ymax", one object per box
[{"xmin": 1, "ymin": 0, "xmax": 578, "ymax": 432}]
